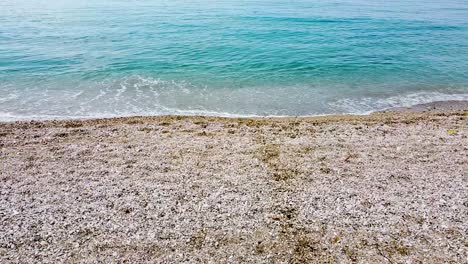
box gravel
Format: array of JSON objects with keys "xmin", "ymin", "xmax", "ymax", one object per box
[{"xmin": 1, "ymin": 109, "xmax": 467, "ymax": 263}]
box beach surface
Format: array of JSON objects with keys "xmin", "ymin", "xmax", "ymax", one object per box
[{"xmin": 1, "ymin": 102, "xmax": 467, "ymax": 263}]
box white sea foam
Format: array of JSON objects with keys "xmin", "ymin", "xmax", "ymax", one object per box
[
  {"xmin": 1, "ymin": 76, "xmax": 467, "ymax": 122},
  {"xmin": 329, "ymin": 91, "xmax": 468, "ymax": 114},
  {"xmin": 1, "ymin": 91, "xmax": 466, "ymax": 122}
]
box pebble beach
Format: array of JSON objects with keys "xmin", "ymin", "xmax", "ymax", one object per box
[{"xmin": 1, "ymin": 102, "xmax": 467, "ymax": 263}]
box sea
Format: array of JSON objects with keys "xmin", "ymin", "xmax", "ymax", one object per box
[{"xmin": 1, "ymin": 0, "xmax": 468, "ymax": 120}]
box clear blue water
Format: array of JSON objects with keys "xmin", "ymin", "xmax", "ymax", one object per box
[{"xmin": 1, "ymin": 0, "xmax": 468, "ymax": 120}]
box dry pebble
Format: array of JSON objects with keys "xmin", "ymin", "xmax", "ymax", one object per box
[{"xmin": 0, "ymin": 109, "xmax": 467, "ymax": 263}]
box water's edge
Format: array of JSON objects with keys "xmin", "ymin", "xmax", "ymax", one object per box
[{"xmin": 1, "ymin": 100, "xmax": 466, "ymax": 123}]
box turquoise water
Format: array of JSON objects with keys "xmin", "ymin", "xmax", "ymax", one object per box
[{"xmin": 1, "ymin": 0, "xmax": 468, "ymax": 120}]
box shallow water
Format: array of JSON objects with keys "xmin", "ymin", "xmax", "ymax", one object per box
[{"xmin": 1, "ymin": 0, "xmax": 468, "ymax": 120}]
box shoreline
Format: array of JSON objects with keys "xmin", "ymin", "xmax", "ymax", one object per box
[
  {"xmin": 1, "ymin": 100, "xmax": 467, "ymax": 262},
  {"xmin": 1, "ymin": 100, "xmax": 467, "ymax": 123},
  {"xmin": 383, "ymin": 100, "xmax": 468, "ymax": 113}
]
